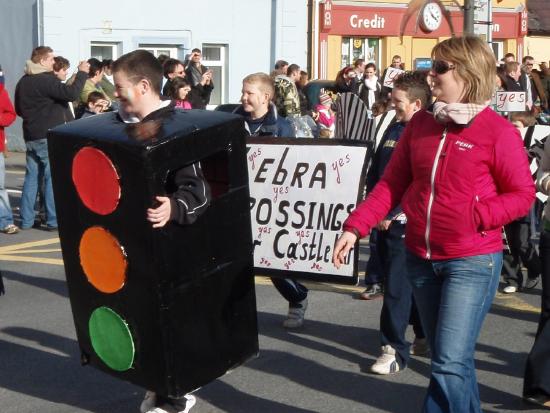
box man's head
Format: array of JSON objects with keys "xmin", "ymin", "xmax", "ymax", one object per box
[
  {"xmin": 274, "ymin": 60, "xmax": 289, "ymax": 76},
  {"xmin": 298, "ymin": 70, "xmax": 309, "ymax": 88},
  {"xmin": 503, "ymin": 53, "xmax": 515, "ymax": 63},
  {"xmin": 88, "ymin": 58, "xmax": 104, "ymax": 82},
  {"xmin": 31, "ymin": 46, "xmax": 55, "ymax": 71},
  {"xmin": 163, "ymin": 58, "xmax": 185, "ymax": 80},
  {"xmin": 190, "ymin": 48, "xmax": 202, "ymax": 64},
  {"xmin": 287, "ymin": 64, "xmax": 301, "ymax": 82},
  {"xmin": 522, "ymin": 56, "xmax": 535, "ymax": 74},
  {"xmin": 102, "ymin": 59, "xmax": 113, "ymax": 76},
  {"xmin": 391, "ymin": 71, "xmax": 431, "ymax": 122},
  {"xmin": 112, "ymin": 50, "xmax": 163, "ymax": 118},
  {"xmin": 391, "ymin": 55, "xmax": 402, "ymax": 69},
  {"xmin": 509, "ymin": 111, "xmax": 537, "ymax": 129},
  {"xmin": 505, "ymin": 61, "xmax": 521, "ymax": 81},
  {"xmin": 241, "ymin": 73, "xmax": 274, "ymax": 117},
  {"xmin": 354, "ymin": 58, "xmax": 366, "ymax": 74},
  {"xmin": 53, "ymin": 56, "xmax": 70, "ymax": 81}
]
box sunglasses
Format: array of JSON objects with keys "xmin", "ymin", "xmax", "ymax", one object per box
[{"xmin": 432, "ymin": 60, "xmax": 456, "ymax": 75}]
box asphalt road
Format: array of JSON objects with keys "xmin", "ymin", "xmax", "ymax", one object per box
[{"xmin": 1, "ymin": 153, "xmax": 548, "ymax": 413}]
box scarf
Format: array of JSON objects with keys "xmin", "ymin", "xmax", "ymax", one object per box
[
  {"xmin": 432, "ymin": 101, "xmax": 487, "ymax": 125},
  {"xmin": 364, "ymin": 76, "xmax": 379, "ymax": 110},
  {"xmin": 188, "ymin": 64, "xmax": 203, "ymax": 87}
]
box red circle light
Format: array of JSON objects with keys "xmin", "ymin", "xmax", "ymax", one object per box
[{"xmin": 72, "ymin": 147, "xmax": 121, "ymax": 215}]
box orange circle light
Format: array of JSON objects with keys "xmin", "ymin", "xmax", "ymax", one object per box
[{"xmin": 79, "ymin": 226, "xmax": 127, "ymax": 293}]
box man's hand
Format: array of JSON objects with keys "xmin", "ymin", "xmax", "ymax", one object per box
[
  {"xmin": 376, "ymin": 220, "xmax": 392, "ymax": 231},
  {"xmin": 147, "ymin": 196, "xmax": 172, "ymax": 228},
  {"xmin": 332, "ymin": 230, "xmax": 358, "ymax": 269},
  {"xmin": 78, "ymin": 60, "xmax": 90, "ymax": 73}
]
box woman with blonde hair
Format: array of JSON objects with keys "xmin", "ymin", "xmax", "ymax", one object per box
[{"xmin": 333, "ymin": 36, "xmax": 535, "ymax": 412}]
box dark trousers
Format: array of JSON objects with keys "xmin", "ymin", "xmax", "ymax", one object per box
[
  {"xmin": 365, "ymin": 229, "xmax": 384, "ymax": 285},
  {"xmin": 378, "ymin": 223, "xmax": 424, "ymax": 368},
  {"xmin": 524, "ymin": 229, "xmax": 550, "ymax": 398},
  {"xmin": 502, "ymin": 218, "xmax": 541, "ymax": 288},
  {"xmin": 271, "ymin": 278, "xmax": 308, "ymax": 307}
]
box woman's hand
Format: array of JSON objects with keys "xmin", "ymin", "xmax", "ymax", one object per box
[
  {"xmin": 146, "ymin": 196, "xmax": 171, "ymax": 228},
  {"xmin": 332, "ymin": 230, "xmax": 358, "ymax": 269}
]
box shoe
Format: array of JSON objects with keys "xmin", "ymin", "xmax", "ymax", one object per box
[
  {"xmin": 147, "ymin": 394, "xmax": 196, "ymax": 413},
  {"xmin": 2, "ymin": 224, "xmax": 19, "ymax": 234},
  {"xmin": 503, "ymin": 285, "xmax": 517, "ymax": 294},
  {"xmin": 45, "ymin": 225, "xmax": 58, "ymax": 232},
  {"xmin": 282, "ymin": 299, "xmax": 308, "ymax": 328},
  {"xmin": 410, "ymin": 337, "xmax": 430, "ymax": 356},
  {"xmin": 525, "ymin": 277, "xmax": 540, "ymax": 290},
  {"xmin": 370, "ymin": 345, "xmax": 400, "ymax": 375},
  {"xmin": 359, "ymin": 283, "xmax": 383, "ymax": 300},
  {"xmin": 140, "ymin": 391, "xmax": 156, "ymax": 413},
  {"xmin": 523, "ymin": 394, "xmax": 550, "ymax": 409}
]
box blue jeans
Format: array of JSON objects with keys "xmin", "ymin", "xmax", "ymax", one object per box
[
  {"xmin": 0, "ymin": 153, "xmax": 14, "ymax": 228},
  {"xmin": 378, "ymin": 224, "xmax": 424, "ymax": 368},
  {"xmin": 406, "ymin": 251, "xmax": 502, "ymax": 413},
  {"xmin": 271, "ymin": 278, "xmax": 308, "ymax": 306},
  {"xmin": 20, "ymin": 139, "xmax": 57, "ymax": 228}
]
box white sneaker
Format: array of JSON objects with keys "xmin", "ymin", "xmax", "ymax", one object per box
[
  {"xmin": 140, "ymin": 391, "xmax": 156, "ymax": 413},
  {"xmin": 370, "ymin": 345, "xmax": 400, "ymax": 375},
  {"xmin": 146, "ymin": 394, "xmax": 196, "ymax": 413},
  {"xmin": 410, "ymin": 337, "xmax": 430, "ymax": 356},
  {"xmin": 503, "ymin": 285, "xmax": 518, "ymax": 294},
  {"xmin": 282, "ymin": 299, "xmax": 308, "ymax": 328}
]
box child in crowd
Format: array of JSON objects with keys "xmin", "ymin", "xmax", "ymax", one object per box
[
  {"xmin": 167, "ymin": 76, "xmax": 193, "ymax": 109},
  {"xmin": 314, "ymin": 91, "xmax": 335, "ymax": 138},
  {"xmin": 80, "ymin": 91, "xmax": 109, "ymax": 118},
  {"xmin": 501, "ymin": 111, "xmax": 542, "ymax": 293},
  {"xmin": 365, "ymin": 71, "xmax": 430, "ymax": 375}
]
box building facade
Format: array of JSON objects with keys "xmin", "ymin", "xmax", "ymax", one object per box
[
  {"xmin": 2, "ymin": 0, "xmax": 309, "ymax": 148},
  {"xmin": 311, "ymin": 0, "xmax": 528, "ymax": 80}
]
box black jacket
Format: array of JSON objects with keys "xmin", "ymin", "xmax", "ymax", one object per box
[
  {"xmin": 15, "ymin": 70, "xmax": 87, "ymax": 141},
  {"xmin": 123, "ymin": 101, "xmax": 211, "ymax": 225}
]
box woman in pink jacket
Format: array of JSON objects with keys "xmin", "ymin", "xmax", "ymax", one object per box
[{"xmin": 333, "ymin": 36, "xmax": 535, "ymax": 413}]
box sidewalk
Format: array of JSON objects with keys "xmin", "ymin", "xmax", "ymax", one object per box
[{"xmin": 4, "ymin": 151, "xmax": 26, "ymax": 171}]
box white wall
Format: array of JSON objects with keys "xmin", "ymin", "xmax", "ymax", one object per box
[{"xmin": 41, "ymin": 0, "xmax": 308, "ymax": 103}]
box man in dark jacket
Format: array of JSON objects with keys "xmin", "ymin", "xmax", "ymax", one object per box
[
  {"xmin": 14, "ymin": 46, "xmax": 88, "ymax": 230},
  {"xmin": 185, "ymin": 48, "xmax": 213, "ymax": 109}
]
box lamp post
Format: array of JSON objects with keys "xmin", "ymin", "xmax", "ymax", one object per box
[{"xmin": 464, "ymin": 0, "xmax": 475, "ymax": 35}]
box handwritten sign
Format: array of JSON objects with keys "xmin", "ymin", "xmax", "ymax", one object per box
[
  {"xmin": 247, "ymin": 139, "xmax": 368, "ymax": 284},
  {"xmin": 382, "ymin": 67, "xmax": 404, "ymax": 88},
  {"xmin": 495, "ymin": 91, "xmax": 526, "ymax": 112}
]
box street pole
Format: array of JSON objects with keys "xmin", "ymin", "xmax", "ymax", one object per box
[{"xmin": 463, "ymin": 0, "xmax": 475, "ymax": 35}]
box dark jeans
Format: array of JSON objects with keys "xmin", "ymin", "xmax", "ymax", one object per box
[
  {"xmin": 502, "ymin": 218, "xmax": 541, "ymax": 288},
  {"xmin": 365, "ymin": 229, "xmax": 384, "ymax": 285},
  {"xmin": 407, "ymin": 252, "xmax": 502, "ymax": 413},
  {"xmin": 378, "ymin": 224, "xmax": 424, "ymax": 368},
  {"xmin": 271, "ymin": 278, "xmax": 308, "ymax": 307},
  {"xmin": 523, "ymin": 229, "xmax": 550, "ymax": 398}
]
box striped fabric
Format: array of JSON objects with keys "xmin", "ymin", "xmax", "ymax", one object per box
[
  {"xmin": 335, "ymin": 92, "xmax": 371, "ymax": 140},
  {"xmin": 521, "ymin": 125, "xmax": 550, "ymax": 202}
]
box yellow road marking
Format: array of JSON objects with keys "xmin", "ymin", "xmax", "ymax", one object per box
[
  {"xmin": 0, "ymin": 255, "xmax": 64, "ymax": 265},
  {"xmin": 0, "ymin": 238, "xmax": 542, "ymax": 315},
  {"xmin": 0, "ymin": 238, "xmax": 60, "ymax": 253}
]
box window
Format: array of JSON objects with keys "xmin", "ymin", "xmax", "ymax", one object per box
[
  {"xmin": 91, "ymin": 42, "xmax": 121, "ymax": 61},
  {"xmin": 201, "ymin": 44, "xmax": 228, "ymax": 106},
  {"xmin": 139, "ymin": 44, "xmax": 179, "ymax": 58},
  {"xmin": 341, "ymin": 38, "xmax": 380, "ymax": 70},
  {"xmin": 490, "ymin": 41, "xmax": 504, "ymax": 62}
]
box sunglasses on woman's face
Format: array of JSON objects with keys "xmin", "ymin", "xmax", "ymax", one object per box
[{"xmin": 432, "ymin": 60, "xmax": 456, "ymax": 75}]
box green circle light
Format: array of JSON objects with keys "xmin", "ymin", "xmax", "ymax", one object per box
[{"xmin": 89, "ymin": 306, "xmax": 135, "ymax": 371}]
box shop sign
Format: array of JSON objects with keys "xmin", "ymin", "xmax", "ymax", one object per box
[{"xmin": 322, "ymin": 0, "xmax": 333, "ymax": 31}]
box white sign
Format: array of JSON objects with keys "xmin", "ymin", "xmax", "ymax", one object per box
[
  {"xmin": 495, "ymin": 91, "xmax": 526, "ymax": 112},
  {"xmin": 247, "ymin": 141, "xmax": 368, "ymax": 281},
  {"xmin": 382, "ymin": 67, "xmax": 405, "ymax": 88}
]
